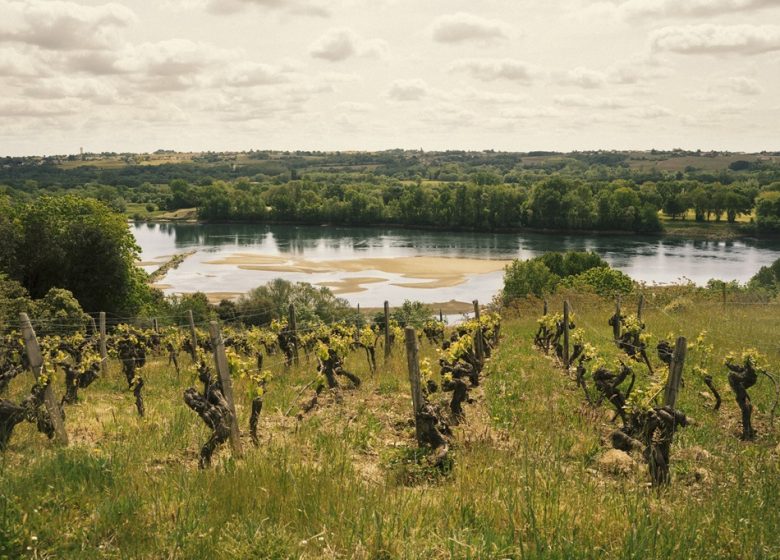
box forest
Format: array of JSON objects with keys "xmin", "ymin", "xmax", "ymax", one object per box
[{"xmin": 2, "ymin": 149, "xmax": 780, "ymax": 234}]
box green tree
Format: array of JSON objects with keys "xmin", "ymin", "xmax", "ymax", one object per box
[
  {"xmin": 10, "ymin": 195, "xmax": 150, "ymax": 315},
  {"xmin": 502, "ymin": 259, "xmax": 559, "ymax": 302}
]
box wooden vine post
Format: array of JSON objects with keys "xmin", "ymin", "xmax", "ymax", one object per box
[
  {"xmin": 383, "ymin": 301, "xmax": 391, "ymax": 362},
  {"xmin": 288, "ymin": 303, "xmax": 299, "ymax": 366},
  {"xmin": 404, "ymin": 326, "xmax": 424, "ymax": 445},
  {"xmin": 613, "ymin": 296, "xmax": 622, "ymax": 341},
  {"xmin": 473, "ymin": 300, "xmax": 484, "ymax": 368},
  {"xmin": 637, "ymin": 294, "xmax": 645, "ymax": 322},
  {"xmin": 99, "ymin": 311, "xmax": 108, "ymax": 375},
  {"xmin": 208, "ymin": 321, "xmax": 243, "ymax": 458},
  {"xmin": 90, "ymin": 316, "xmax": 98, "ymax": 336},
  {"xmin": 663, "ymin": 337, "xmax": 687, "ymax": 409},
  {"xmin": 563, "ymin": 300, "xmax": 571, "ymax": 370},
  {"xmin": 543, "ymin": 299, "xmax": 548, "ymax": 316},
  {"xmin": 187, "ymin": 310, "xmax": 198, "ymax": 361},
  {"xmin": 153, "ymin": 318, "xmax": 159, "ymax": 333},
  {"xmin": 19, "ymin": 313, "xmax": 68, "ymax": 445}
]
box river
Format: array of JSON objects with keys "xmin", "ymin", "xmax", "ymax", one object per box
[{"xmin": 132, "ymin": 223, "xmax": 780, "ymax": 308}]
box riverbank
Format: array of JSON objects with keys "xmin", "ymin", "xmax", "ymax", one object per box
[{"xmin": 132, "ymin": 210, "xmax": 773, "ymax": 241}]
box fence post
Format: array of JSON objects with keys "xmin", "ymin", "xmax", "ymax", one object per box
[
  {"xmin": 563, "ymin": 300, "xmax": 571, "ymax": 370},
  {"xmin": 90, "ymin": 316, "xmax": 98, "ymax": 336},
  {"xmin": 99, "ymin": 312, "xmax": 107, "ymax": 376},
  {"xmin": 473, "ymin": 299, "xmax": 484, "ymax": 368},
  {"xmin": 543, "ymin": 299, "xmax": 548, "ymax": 316},
  {"xmin": 404, "ymin": 326, "xmax": 423, "ymax": 445},
  {"xmin": 187, "ymin": 310, "xmax": 198, "ymax": 361},
  {"xmin": 613, "ymin": 296, "xmax": 622, "ymax": 341},
  {"xmin": 288, "ymin": 303, "xmax": 299, "ymax": 366},
  {"xmin": 153, "ymin": 318, "xmax": 159, "ymax": 333},
  {"xmin": 383, "ymin": 301, "xmax": 391, "ymax": 362},
  {"xmin": 637, "ymin": 294, "xmax": 645, "ymax": 323},
  {"xmin": 439, "ymin": 309, "xmax": 443, "ymax": 322},
  {"xmin": 663, "ymin": 337, "xmax": 687, "ymax": 409},
  {"xmin": 19, "ymin": 313, "xmax": 68, "ymax": 446},
  {"xmin": 722, "ymin": 283, "xmax": 727, "ymax": 308},
  {"xmin": 209, "ymin": 321, "xmax": 243, "ymax": 458}
]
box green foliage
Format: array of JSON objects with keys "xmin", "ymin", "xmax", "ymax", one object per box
[
  {"xmin": 748, "ymin": 257, "xmax": 780, "ymax": 292},
  {"xmin": 0, "ymin": 195, "xmax": 152, "ymax": 315},
  {"xmin": 389, "ymin": 300, "xmax": 433, "ymax": 327},
  {"xmin": 538, "ymin": 251, "xmax": 607, "ymax": 277},
  {"xmin": 236, "ymin": 279, "xmax": 351, "ymax": 327},
  {"xmin": 563, "ymin": 267, "xmax": 634, "ymax": 297},
  {"xmin": 755, "ymin": 191, "xmax": 780, "ymax": 232},
  {"xmin": 32, "ymin": 288, "xmax": 88, "ymax": 336},
  {"xmin": 502, "ymin": 259, "xmax": 559, "ymax": 301},
  {"xmin": 165, "ymin": 292, "xmax": 215, "ymax": 325}
]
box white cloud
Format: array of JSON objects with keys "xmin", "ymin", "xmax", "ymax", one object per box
[
  {"xmin": 309, "ymin": 28, "xmax": 388, "ymax": 62},
  {"xmin": 619, "ymin": 0, "xmax": 778, "ymax": 20},
  {"xmin": 205, "ymin": 0, "xmax": 328, "ymax": 16},
  {"xmin": 721, "ymin": 76, "xmax": 763, "ymax": 94},
  {"xmin": 0, "ymin": 97, "xmax": 78, "ymax": 117},
  {"xmin": 21, "ymin": 76, "xmax": 118, "ymax": 102},
  {"xmin": 430, "ymin": 12, "xmax": 510, "ymax": 44},
  {"xmin": 0, "ymin": 0, "xmax": 136, "ymax": 51},
  {"xmin": 627, "ymin": 105, "xmax": 673, "ymax": 118},
  {"xmin": 650, "ymin": 24, "xmax": 780, "ymax": 55},
  {"xmin": 310, "ymin": 28, "xmax": 356, "ymax": 61},
  {"xmin": 449, "ymin": 58, "xmax": 537, "ymax": 82},
  {"xmin": 554, "ymin": 94, "xmax": 631, "ymax": 109},
  {"xmin": 0, "ymin": 47, "xmax": 44, "ymax": 76},
  {"xmin": 386, "ymin": 79, "xmax": 430, "ymax": 101},
  {"xmin": 559, "ymin": 67, "xmax": 608, "ymax": 89},
  {"xmin": 220, "ymin": 61, "xmax": 289, "ymax": 87}
]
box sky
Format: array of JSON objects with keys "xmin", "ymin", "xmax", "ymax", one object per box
[{"xmin": 0, "ymin": 0, "xmax": 779, "ymax": 155}]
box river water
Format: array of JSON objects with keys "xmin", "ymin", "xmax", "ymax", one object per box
[{"xmin": 132, "ymin": 223, "xmax": 780, "ymax": 307}]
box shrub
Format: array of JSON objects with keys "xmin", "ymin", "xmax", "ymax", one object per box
[
  {"xmin": 502, "ymin": 259, "xmax": 559, "ymax": 302},
  {"xmin": 565, "ymin": 267, "xmax": 634, "ymax": 297}
]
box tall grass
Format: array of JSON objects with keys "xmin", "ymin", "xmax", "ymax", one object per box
[{"xmin": 1, "ymin": 296, "xmax": 778, "ymax": 558}]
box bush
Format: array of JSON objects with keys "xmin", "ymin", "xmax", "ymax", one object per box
[
  {"xmin": 564, "ymin": 267, "xmax": 634, "ymax": 297},
  {"xmin": 663, "ymin": 297, "xmax": 693, "ymax": 314},
  {"xmin": 502, "ymin": 259, "xmax": 559, "ymax": 302}
]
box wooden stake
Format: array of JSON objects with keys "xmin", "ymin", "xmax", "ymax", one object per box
[
  {"xmin": 99, "ymin": 312, "xmax": 107, "ymax": 376},
  {"xmin": 543, "ymin": 299, "xmax": 548, "ymax": 316},
  {"xmin": 383, "ymin": 301, "xmax": 391, "ymax": 362},
  {"xmin": 404, "ymin": 326, "xmax": 423, "ymax": 445},
  {"xmin": 187, "ymin": 310, "xmax": 198, "ymax": 361},
  {"xmin": 153, "ymin": 318, "xmax": 159, "ymax": 333},
  {"xmin": 288, "ymin": 303, "xmax": 299, "ymax": 366},
  {"xmin": 473, "ymin": 299, "xmax": 484, "ymax": 368},
  {"xmin": 209, "ymin": 321, "xmax": 243, "ymax": 458},
  {"xmin": 663, "ymin": 337, "xmax": 687, "ymax": 409},
  {"xmin": 637, "ymin": 294, "xmax": 645, "ymax": 322},
  {"xmin": 613, "ymin": 296, "xmax": 622, "ymax": 341},
  {"xmin": 90, "ymin": 316, "xmax": 98, "ymax": 336},
  {"xmin": 563, "ymin": 300, "xmax": 571, "ymax": 370},
  {"xmin": 19, "ymin": 313, "xmax": 68, "ymax": 445}
]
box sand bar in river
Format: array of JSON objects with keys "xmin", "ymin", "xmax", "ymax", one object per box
[{"xmin": 204, "ymin": 254, "xmax": 511, "ymax": 291}]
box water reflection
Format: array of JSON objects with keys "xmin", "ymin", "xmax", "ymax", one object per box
[{"xmin": 132, "ymin": 223, "xmax": 780, "ymax": 300}]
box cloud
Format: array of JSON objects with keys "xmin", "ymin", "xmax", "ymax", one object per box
[
  {"xmin": 553, "ymin": 94, "xmax": 631, "ymax": 109},
  {"xmin": 0, "ymin": 47, "xmax": 44, "ymax": 76},
  {"xmin": 449, "ymin": 58, "xmax": 537, "ymax": 83},
  {"xmin": 0, "ymin": 0, "xmax": 136, "ymax": 51},
  {"xmin": 220, "ymin": 61, "xmax": 289, "ymax": 86},
  {"xmin": 386, "ymin": 79, "xmax": 430, "ymax": 101},
  {"xmin": 309, "ymin": 28, "xmax": 388, "ymax": 62},
  {"xmin": 430, "ymin": 12, "xmax": 510, "ymax": 44},
  {"xmin": 619, "ymin": 0, "xmax": 778, "ymax": 20},
  {"xmin": 21, "ymin": 76, "xmax": 118, "ymax": 102},
  {"xmin": 720, "ymin": 76, "xmax": 763, "ymax": 94},
  {"xmin": 626, "ymin": 105, "xmax": 673, "ymax": 118},
  {"xmin": 559, "ymin": 67, "xmax": 608, "ymax": 89},
  {"xmin": 650, "ymin": 24, "xmax": 780, "ymax": 55},
  {"xmin": 0, "ymin": 97, "xmax": 78, "ymax": 117},
  {"xmin": 205, "ymin": 0, "xmax": 328, "ymax": 16}
]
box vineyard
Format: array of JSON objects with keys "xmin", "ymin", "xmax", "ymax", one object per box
[{"xmin": 1, "ymin": 292, "xmax": 779, "ymax": 558}]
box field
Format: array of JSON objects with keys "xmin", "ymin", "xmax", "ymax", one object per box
[{"xmin": 1, "ymin": 292, "xmax": 779, "ymax": 559}]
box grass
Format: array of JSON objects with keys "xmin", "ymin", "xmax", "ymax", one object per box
[{"xmin": 1, "ymin": 293, "xmax": 779, "ymax": 558}]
